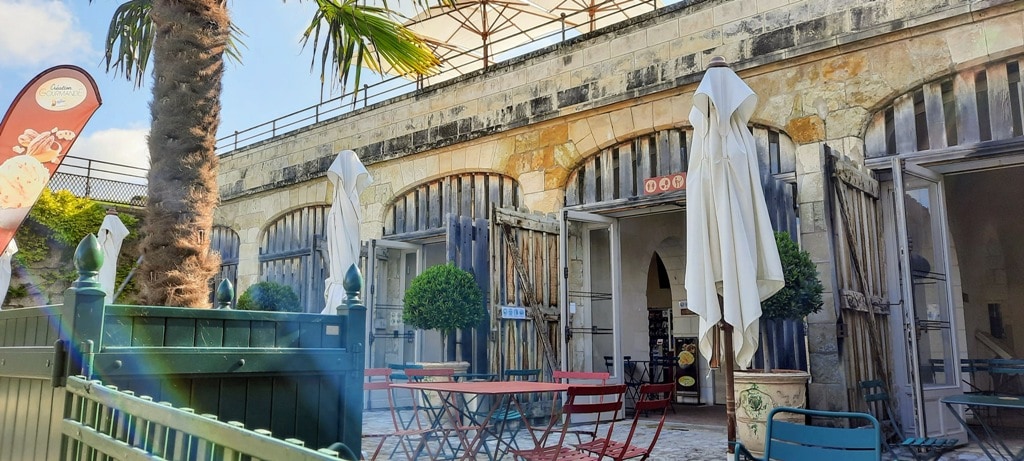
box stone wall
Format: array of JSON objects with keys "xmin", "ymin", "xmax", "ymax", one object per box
[{"xmin": 214, "ymin": 0, "xmax": 1024, "ymax": 408}]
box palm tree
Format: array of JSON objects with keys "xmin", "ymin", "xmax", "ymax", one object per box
[{"xmin": 94, "ymin": 0, "xmax": 440, "ymax": 307}]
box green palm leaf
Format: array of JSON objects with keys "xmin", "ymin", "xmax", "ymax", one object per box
[
  {"xmin": 94, "ymin": 0, "xmax": 246, "ymax": 88},
  {"xmin": 302, "ymin": 0, "xmax": 441, "ymax": 97}
]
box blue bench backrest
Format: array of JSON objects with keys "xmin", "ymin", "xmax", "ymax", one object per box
[{"xmin": 764, "ymin": 407, "xmax": 881, "ymax": 460}]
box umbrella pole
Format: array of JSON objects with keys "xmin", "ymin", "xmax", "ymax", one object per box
[{"xmin": 722, "ymin": 319, "xmax": 736, "ymax": 455}]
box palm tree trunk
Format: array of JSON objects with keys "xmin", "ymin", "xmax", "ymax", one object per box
[{"xmin": 137, "ymin": 0, "xmax": 228, "ymax": 307}]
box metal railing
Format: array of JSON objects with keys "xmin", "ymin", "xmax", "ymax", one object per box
[
  {"xmin": 215, "ymin": 0, "xmax": 664, "ymax": 154},
  {"xmin": 49, "ymin": 154, "xmax": 148, "ymax": 206}
]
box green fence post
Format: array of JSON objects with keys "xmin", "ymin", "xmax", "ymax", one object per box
[
  {"xmin": 340, "ymin": 263, "xmax": 365, "ymax": 458},
  {"xmin": 61, "ymin": 234, "xmax": 107, "ymax": 384}
]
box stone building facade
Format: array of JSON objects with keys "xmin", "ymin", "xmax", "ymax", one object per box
[{"xmin": 214, "ymin": 0, "xmax": 1024, "ymax": 439}]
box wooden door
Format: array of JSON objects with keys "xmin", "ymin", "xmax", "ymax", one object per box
[{"xmin": 489, "ymin": 207, "xmax": 560, "ymax": 376}]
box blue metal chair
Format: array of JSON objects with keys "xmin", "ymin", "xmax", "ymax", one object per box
[
  {"xmin": 733, "ymin": 407, "xmax": 881, "ymax": 461},
  {"xmin": 859, "ymin": 380, "xmax": 957, "ymax": 461}
]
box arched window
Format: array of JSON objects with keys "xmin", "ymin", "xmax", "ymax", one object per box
[
  {"xmin": 259, "ymin": 206, "xmax": 329, "ymax": 313},
  {"xmin": 865, "ymin": 58, "xmax": 1024, "ymax": 157},
  {"xmin": 384, "ymin": 173, "xmax": 521, "ymax": 236},
  {"xmin": 565, "ymin": 126, "xmax": 795, "ymax": 208}
]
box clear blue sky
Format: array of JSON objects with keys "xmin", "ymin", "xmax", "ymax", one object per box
[{"xmin": 0, "ymin": 0, "xmax": 367, "ymax": 171}]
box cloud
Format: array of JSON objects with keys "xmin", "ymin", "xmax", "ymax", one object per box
[
  {"xmin": 0, "ymin": 0, "xmax": 93, "ymax": 69},
  {"xmin": 61, "ymin": 127, "xmax": 150, "ymax": 182}
]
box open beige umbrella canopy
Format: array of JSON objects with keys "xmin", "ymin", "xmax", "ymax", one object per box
[
  {"xmin": 322, "ymin": 150, "xmax": 372, "ymax": 315},
  {"xmin": 541, "ymin": 0, "xmax": 661, "ymax": 33},
  {"xmin": 404, "ymin": 0, "xmax": 567, "ymax": 68},
  {"xmin": 683, "ymin": 58, "xmax": 784, "ymax": 452}
]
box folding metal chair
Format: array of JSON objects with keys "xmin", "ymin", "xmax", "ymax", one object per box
[
  {"xmin": 622, "ymin": 357, "xmax": 644, "ymax": 413},
  {"xmin": 575, "ymin": 382, "xmax": 674, "ymax": 460},
  {"xmin": 859, "ymin": 379, "xmax": 957, "ymax": 461},
  {"xmin": 511, "ymin": 384, "xmax": 627, "ymax": 461},
  {"xmin": 363, "ymin": 368, "xmax": 444, "ymax": 460},
  {"xmin": 550, "ymin": 371, "xmax": 610, "ymax": 443}
]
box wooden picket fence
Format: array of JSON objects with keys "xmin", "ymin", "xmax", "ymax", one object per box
[{"xmin": 62, "ymin": 375, "xmax": 349, "ymax": 461}]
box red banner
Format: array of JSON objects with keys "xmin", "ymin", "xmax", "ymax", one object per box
[{"xmin": 0, "ymin": 65, "xmax": 102, "ymax": 253}]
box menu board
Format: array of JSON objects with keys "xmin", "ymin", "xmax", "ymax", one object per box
[{"xmin": 674, "ymin": 337, "xmax": 700, "ymax": 402}]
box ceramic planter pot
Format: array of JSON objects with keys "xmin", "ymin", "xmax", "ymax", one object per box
[{"xmin": 734, "ymin": 369, "xmax": 811, "ymax": 457}]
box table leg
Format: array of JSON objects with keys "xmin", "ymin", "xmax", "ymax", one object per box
[{"xmin": 945, "ymin": 401, "xmax": 1012, "ymax": 461}]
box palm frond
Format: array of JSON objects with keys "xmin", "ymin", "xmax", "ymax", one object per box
[
  {"xmin": 301, "ymin": 0, "xmax": 441, "ymax": 98},
  {"xmin": 225, "ymin": 21, "xmax": 248, "ymax": 64},
  {"xmin": 95, "ymin": 0, "xmax": 246, "ymax": 87},
  {"xmin": 102, "ymin": 0, "xmax": 154, "ymax": 88}
]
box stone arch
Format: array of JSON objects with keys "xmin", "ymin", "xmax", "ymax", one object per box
[{"xmin": 652, "ymin": 236, "xmax": 686, "ymax": 309}]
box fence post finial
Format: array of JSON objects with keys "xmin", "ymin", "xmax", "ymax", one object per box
[
  {"xmin": 215, "ymin": 279, "xmax": 234, "ymax": 309},
  {"xmin": 74, "ymin": 234, "xmax": 103, "ymax": 288}
]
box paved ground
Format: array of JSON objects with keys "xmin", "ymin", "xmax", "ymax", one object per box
[{"xmin": 357, "ymin": 403, "xmax": 1012, "ymax": 460}]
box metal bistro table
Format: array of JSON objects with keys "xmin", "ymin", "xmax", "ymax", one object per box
[
  {"xmin": 390, "ymin": 380, "xmax": 571, "ymax": 460},
  {"xmin": 942, "ymin": 393, "xmax": 1024, "ymax": 460}
]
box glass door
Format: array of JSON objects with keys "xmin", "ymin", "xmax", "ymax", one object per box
[
  {"xmin": 890, "ymin": 158, "xmax": 965, "ymax": 440},
  {"xmin": 366, "ymin": 239, "xmax": 423, "ymax": 370},
  {"xmin": 559, "ymin": 210, "xmax": 621, "ymax": 376}
]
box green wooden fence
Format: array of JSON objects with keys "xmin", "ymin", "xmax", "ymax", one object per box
[{"xmin": 0, "ymin": 235, "xmax": 366, "ymax": 460}]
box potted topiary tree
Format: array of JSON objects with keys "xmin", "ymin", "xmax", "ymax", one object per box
[
  {"xmin": 403, "ymin": 263, "xmax": 485, "ymax": 364},
  {"xmin": 236, "ymin": 281, "xmax": 302, "ymax": 312},
  {"xmin": 734, "ymin": 231, "xmax": 824, "ymax": 457}
]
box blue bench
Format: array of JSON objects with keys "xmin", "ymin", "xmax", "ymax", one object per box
[{"xmin": 734, "ymin": 407, "xmax": 881, "ymax": 461}]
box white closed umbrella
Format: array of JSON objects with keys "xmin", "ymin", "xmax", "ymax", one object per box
[
  {"xmin": 0, "ymin": 239, "xmax": 17, "ymax": 309},
  {"xmin": 97, "ymin": 211, "xmax": 130, "ymax": 303},
  {"xmin": 684, "ymin": 57, "xmax": 784, "ymax": 451},
  {"xmin": 322, "ymin": 150, "xmax": 373, "ymax": 315}
]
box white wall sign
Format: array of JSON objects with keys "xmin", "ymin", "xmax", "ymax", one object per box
[{"xmin": 501, "ymin": 306, "xmax": 527, "ymax": 320}]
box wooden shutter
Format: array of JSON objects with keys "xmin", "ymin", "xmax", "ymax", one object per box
[{"xmin": 824, "ymin": 147, "xmax": 893, "ymax": 412}]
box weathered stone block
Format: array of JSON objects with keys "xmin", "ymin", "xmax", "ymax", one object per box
[
  {"xmin": 714, "ymin": 0, "xmax": 757, "ymax": 26},
  {"xmin": 806, "ymin": 322, "xmax": 839, "ymax": 354},
  {"xmin": 609, "ymin": 107, "xmax": 636, "ymax": 142},
  {"xmin": 646, "ymin": 20, "xmax": 680, "ymax": 45},
  {"xmin": 724, "ymin": 15, "xmax": 764, "ymax": 41},
  {"xmin": 809, "ymin": 352, "xmax": 843, "ymax": 384},
  {"xmin": 587, "ymin": 113, "xmax": 616, "ymax": 149},
  {"xmin": 677, "ymin": 8, "xmax": 713, "ymax": 36},
  {"xmin": 786, "ymin": 116, "xmax": 826, "ymax": 143},
  {"xmin": 610, "ymin": 29, "xmax": 648, "ymax": 59},
  {"xmin": 808, "ymin": 382, "xmax": 849, "ymax": 413}
]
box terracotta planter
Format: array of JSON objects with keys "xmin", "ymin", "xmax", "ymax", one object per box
[{"xmin": 734, "ymin": 369, "xmax": 810, "ymax": 458}]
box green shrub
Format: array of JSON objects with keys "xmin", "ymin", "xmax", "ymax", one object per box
[
  {"xmin": 403, "ymin": 263, "xmax": 484, "ymax": 334},
  {"xmin": 761, "ymin": 231, "xmax": 824, "ymax": 320},
  {"xmin": 237, "ymin": 281, "xmax": 301, "ymax": 312},
  {"xmin": 9, "ymin": 190, "xmax": 142, "ymax": 303}
]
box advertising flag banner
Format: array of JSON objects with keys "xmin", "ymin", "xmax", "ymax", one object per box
[{"xmin": 0, "ymin": 65, "xmax": 102, "ymax": 253}]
